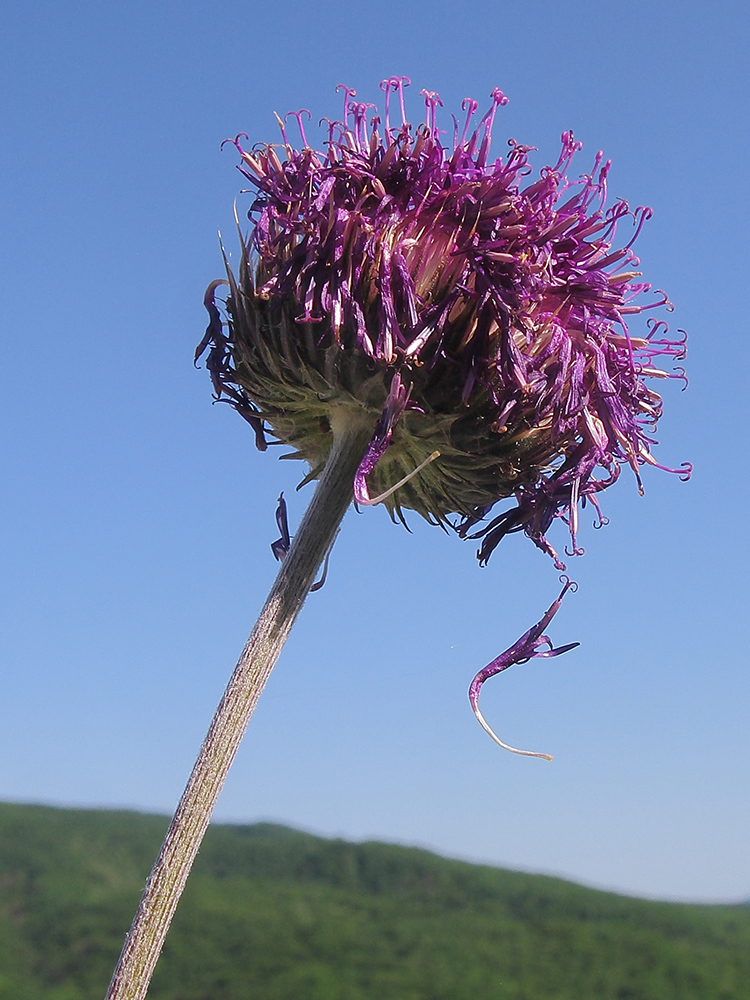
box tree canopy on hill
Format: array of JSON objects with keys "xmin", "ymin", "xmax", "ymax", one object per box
[{"xmin": 1, "ymin": 802, "xmax": 748, "ymax": 1000}]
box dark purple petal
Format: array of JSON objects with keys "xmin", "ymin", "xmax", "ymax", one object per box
[{"xmin": 271, "ymin": 493, "xmax": 291, "ymax": 561}]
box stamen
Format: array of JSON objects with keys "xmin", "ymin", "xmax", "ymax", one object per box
[
  {"xmin": 284, "ymin": 109, "xmax": 311, "ymax": 149},
  {"xmin": 394, "ymin": 75, "xmax": 411, "ymax": 125},
  {"xmin": 379, "ymin": 77, "xmax": 407, "ymax": 139},
  {"xmin": 624, "ymin": 206, "xmax": 653, "ymax": 250},
  {"xmin": 220, "ymin": 132, "xmax": 250, "ymax": 156},
  {"xmin": 480, "ymin": 87, "xmax": 508, "ymax": 145},
  {"xmin": 275, "ymin": 112, "xmax": 290, "ymax": 149},
  {"xmin": 335, "ymin": 84, "xmax": 357, "ymax": 126},
  {"xmin": 404, "ymin": 323, "xmax": 435, "ymax": 358},
  {"xmin": 458, "ymin": 97, "xmax": 479, "ymax": 148},
  {"xmin": 420, "ymin": 89, "xmax": 443, "ymax": 135},
  {"xmin": 349, "ymin": 101, "xmax": 376, "ymax": 149}
]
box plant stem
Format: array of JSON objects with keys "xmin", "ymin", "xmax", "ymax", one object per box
[{"xmin": 105, "ymin": 408, "xmax": 373, "ymax": 1000}]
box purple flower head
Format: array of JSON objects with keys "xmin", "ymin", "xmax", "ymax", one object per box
[{"xmin": 199, "ymin": 78, "xmax": 689, "ymax": 567}]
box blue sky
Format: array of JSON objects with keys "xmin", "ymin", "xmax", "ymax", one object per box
[{"xmin": 1, "ymin": 0, "xmax": 748, "ymax": 902}]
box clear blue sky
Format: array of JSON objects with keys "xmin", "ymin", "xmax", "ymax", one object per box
[{"xmin": 1, "ymin": 0, "xmax": 748, "ymax": 903}]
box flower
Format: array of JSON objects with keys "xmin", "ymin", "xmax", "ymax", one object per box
[{"xmin": 198, "ymin": 76, "xmax": 689, "ymax": 569}]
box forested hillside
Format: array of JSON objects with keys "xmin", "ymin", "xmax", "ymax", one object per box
[{"xmin": 0, "ymin": 802, "xmax": 747, "ymax": 999}]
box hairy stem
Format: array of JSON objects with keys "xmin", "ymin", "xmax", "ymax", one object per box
[{"xmin": 105, "ymin": 409, "xmax": 373, "ymax": 1000}]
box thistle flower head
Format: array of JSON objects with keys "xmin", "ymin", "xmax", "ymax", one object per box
[{"xmin": 199, "ymin": 77, "xmax": 689, "ymax": 568}]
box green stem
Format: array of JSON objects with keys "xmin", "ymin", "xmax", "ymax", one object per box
[{"xmin": 105, "ymin": 408, "xmax": 373, "ymax": 1000}]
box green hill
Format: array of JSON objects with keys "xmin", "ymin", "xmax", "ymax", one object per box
[{"xmin": 0, "ymin": 802, "xmax": 748, "ymax": 1000}]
